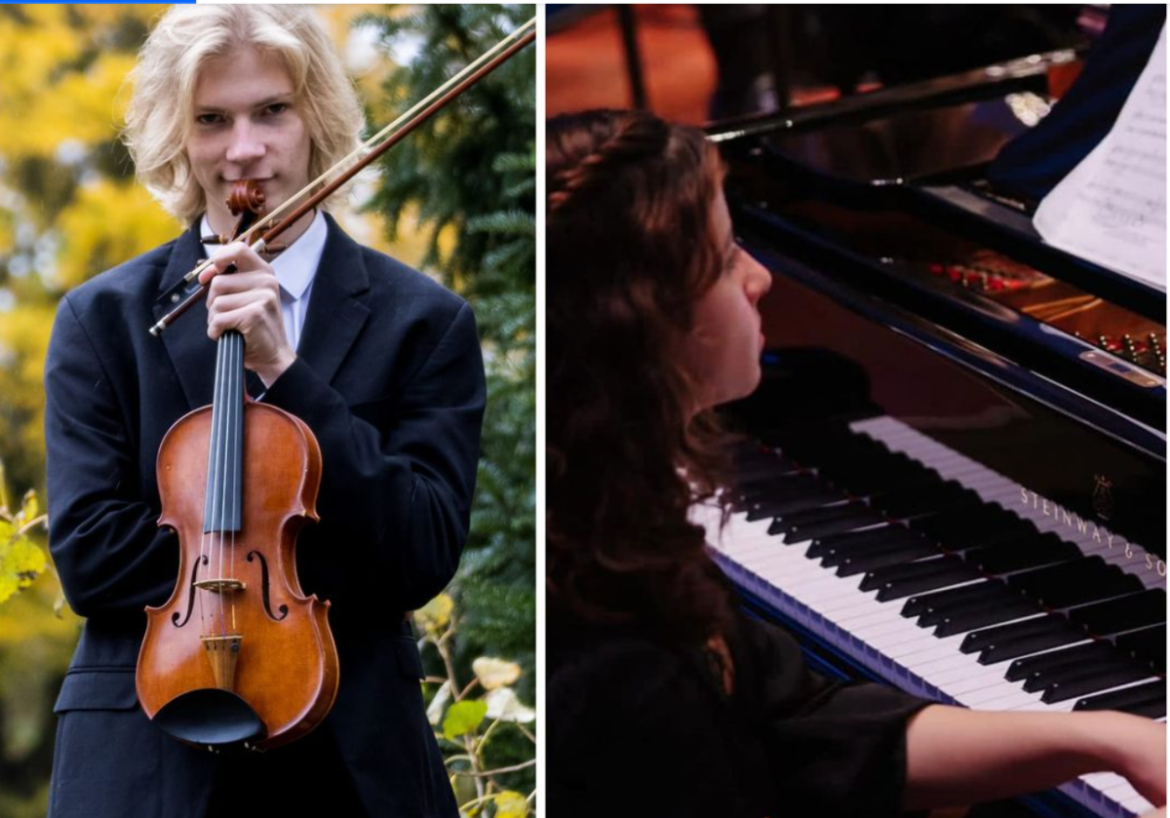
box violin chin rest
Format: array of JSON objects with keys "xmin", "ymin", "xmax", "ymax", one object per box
[{"xmin": 152, "ymin": 689, "xmax": 267, "ymax": 748}]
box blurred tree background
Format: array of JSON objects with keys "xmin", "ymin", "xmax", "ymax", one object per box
[{"xmin": 0, "ymin": 4, "xmax": 534, "ymax": 816}]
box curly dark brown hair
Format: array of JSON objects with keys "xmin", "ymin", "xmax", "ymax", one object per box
[{"xmin": 547, "ymin": 109, "xmax": 736, "ymax": 644}]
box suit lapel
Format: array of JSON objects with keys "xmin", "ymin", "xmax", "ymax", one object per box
[
  {"xmin": 296, "ymin": 214, "xmax": 371, "ymax": 386},
  {"xmin": 152, "ymin": 224, "xmax": 218, "ymax": 410}
]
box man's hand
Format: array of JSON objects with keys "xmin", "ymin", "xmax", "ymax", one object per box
[{"xmin": 199, "ymin": 242, "xmax": 296, "ymax": 387}]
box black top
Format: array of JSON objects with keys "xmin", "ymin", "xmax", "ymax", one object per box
[{"xmin": 549, "ymin": 610, "xmax": 932, "ymax": 818}]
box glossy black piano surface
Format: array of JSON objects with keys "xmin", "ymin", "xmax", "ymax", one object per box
[{"xmin": 704, "ymin": 52, "xmax": 1166, "ymax": 818}]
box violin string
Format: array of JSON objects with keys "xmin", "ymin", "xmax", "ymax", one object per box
[
  {"xmin": 230, "ymin": 332, "xmax": 239, "ymax": 635},
  {"xmin": 186, "ymin": 16, "xmax": 537, "ymax": 270},
  {"xmin": 216, "ymin": 334, "xmax": 230, "ymax": 640},
  {"xmin": 199, "ymin": 338, "xmax": 224, "ymax": 640},
  {"xmin": 207, "ymin": 331, "xmax": 227, "ymax": 640}
]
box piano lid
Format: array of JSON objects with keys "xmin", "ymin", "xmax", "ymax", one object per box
[
  {"xmin": 711, "ymin": 41, "xmax": 1167, "ymax": 320},
  {"xmin": 713, "ymin": 50, "xmax": 1166, "ymax": 434}
]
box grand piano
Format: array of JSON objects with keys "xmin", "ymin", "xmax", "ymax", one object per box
[{"xmin": 695, "ymin": 35, "xmax": 1166, "ymax": 818}]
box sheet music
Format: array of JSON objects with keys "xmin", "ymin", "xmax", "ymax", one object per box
[{"xmin": 1034, "ymin": 24, "xmax": 1166, "ymax": 289}]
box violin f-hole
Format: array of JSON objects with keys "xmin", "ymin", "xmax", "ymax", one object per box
[
  {"xmin": 171, "ymin": 555, "xmax": 208, "ymax": 628},
  {"xmin": 246, "ymin": 551, "xmax": 289, "ymax": 622}
]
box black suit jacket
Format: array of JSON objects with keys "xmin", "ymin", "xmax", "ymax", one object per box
[{"xmin": 44, "ymin": 215, "xmax": 485, "ymax": 817}]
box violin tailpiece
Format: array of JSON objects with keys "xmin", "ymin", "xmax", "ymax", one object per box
[{"xmin": 201, "ymin": 634, "xmax": 243, "ymax": 692}]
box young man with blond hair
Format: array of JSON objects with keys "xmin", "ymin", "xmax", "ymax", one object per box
[{"xmin": 45, "ymin": 7, "xmax": 483, "ymax": 816}]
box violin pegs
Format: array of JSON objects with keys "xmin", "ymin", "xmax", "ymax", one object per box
[{"xmin": 226, "ymin": 180, "xmax": 267, "ymax": 216}]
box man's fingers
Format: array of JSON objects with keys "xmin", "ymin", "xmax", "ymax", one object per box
[
  {"xmin": 207, "ymin": 302, "xmax": 270, "ymax": 340},
  {"xmin": 205, "ymin": 287, "xmax": 281, "ymax": 318},
  {"xmin": 206, "ymin": 270, "xmax": 281, "ymax": 307},
  {"xmin": 198, "ymin": 242, "xmax": 271, "ymax": 284}
]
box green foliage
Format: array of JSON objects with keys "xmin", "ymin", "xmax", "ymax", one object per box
[
  {"xmin": 363, "ymin": 6, "xmax": 536, "ymax": 806},
  {"xmin": 444, "ymin": 700, "xmax": 489, "ymax": 740},
  {"xmin": 363, "ymin": 4, "xmax": 536, "ymax": 287},
  {"xmin": 415, "ymin": 596, "xmax": 535, "ymax": 817}
]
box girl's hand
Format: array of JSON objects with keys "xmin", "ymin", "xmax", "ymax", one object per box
[{"xmin": 1101, "ymin": 714, "xmax": 1166, "ymax": 808}]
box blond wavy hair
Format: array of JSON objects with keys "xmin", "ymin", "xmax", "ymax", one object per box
[{"xmin": 124, "ymin": 5, "xmax": 365, "ymax": 223}]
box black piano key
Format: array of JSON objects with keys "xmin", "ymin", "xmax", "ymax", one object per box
[
  {"xmin": 934, "ymin": 597, "xmax": 1041, "ymax": 637},
  {"xmin": 775, "ymin": 432, "xmax": 888, "ymax": 471},
  {"xmin": 746, "ymin": 488, "xmax": 843, "ymax": 520},
  {"xmin": 829, "ymin": 455, "xmax": 933, "ymax": 496},
  {"xmin": 786, "ymin": 508, "xmax": 887, "ymax": 542},
  {"xmin": 1074, "ymin": 681, "xmax": 1166, "ymax": 717},
  {"xmin": 1114, "ymin": 625, "xmax": 1166, "ymax": 673},
  {"xmin": 902, "ymin": 580, "xmax": 1001, "ymax": 619},
  {"xmin": 1005, "ymin": 641, "xmax": 1116, "ymax": 682},
  {"xmin": 1068, "ymin": 589, "xmax": 1167, "ymax": 636},
  {"xmin": 819, "ymin": 530, "xmax": 928, "ymax": 567},
  {"xmin": 806, "ymin": 524, "xmax": 903, "ymax": 558},
  {"xmin": 1124, "ymin": 699, "xmax": 1168, "ymax": 719},
  {"xmin": 917, "ymin": 582, "xmax": 1020, "ymax": 627},
  {"xmin": 786, "ymin": 512, "xmax": 884, "ymax": 542},
  {"xmin": 875, "ymin": 568, "xmax": 983, "ymax": 602},
  {"xmin": 963, "ymin": 615, "xmax": 1052, "ymax": 654},
  {"xmin": 790, "ymin": 514, "xmax": 889, "ymax": 547},
  {"xmin": 1038, "ymin": 568, "xmax": 1144, "ymax": 610},
  {"xmin": 732, "ymin": 456, "xmax": 800, "ymax": 485},
  {"xmin": 776, "ymin": 500, "xmax": 857, "ymax": 528},
  {"xmin": 963, "ymin": 534, "xmax": 1081, "ymax": 574},
  {"xmin": 1042, "ymin": 665, "xmax": 1156, "ymax": 704},
  {"xmin": 737, "ymin": 472, "xmax": 815, "ymax": 502},
  {"xmin": 979, "ymin": 625, "xmax": 1087, "ymax": 666},
  {"xmin": 1023, "ymin": 657, "xmax": 1136, "ymax": 693},
  {"xmin": 859, "ymin": 556, "xmax": 953, "ymax": 590},
  {"xmin": 1007, "ymin": 557, "xmax": 1107, "ymax": 601},
  {"xmin": 835, "ymin": 542, "xmax": 940, "ymax": 577},
  {"xmin": 868, "ymin": 480, "xmax": 979, "ymax": 519},
  {"xmin": 911, "ymin": 504, "xmax": 1035, "ymax": 551}
]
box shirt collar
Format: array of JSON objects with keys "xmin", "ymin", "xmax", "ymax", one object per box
[{"xmin": 199, "ymin": 209, "xmax": 327, "ymax": 301}]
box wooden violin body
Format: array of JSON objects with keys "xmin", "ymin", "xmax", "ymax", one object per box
[
  {"xmin": 137, "ymin": 402, "xmax": 338, "ymax": 750},
  {"xmin": 136, "ymin": 181, "xmax": 338, "ymax": 751}
]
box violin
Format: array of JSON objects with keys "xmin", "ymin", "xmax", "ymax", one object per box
[
  {"xmin": 135, "ymin": 17, "xmax": 536, "ymax": 751},
  {"xmin": 136, "ymin": 181, "xmax": 337, "ymax": 750}
]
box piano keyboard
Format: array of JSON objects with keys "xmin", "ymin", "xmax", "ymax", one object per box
[{"xmin": 696, "ymin": 416, "xmax": 1165, "ymax": 818}]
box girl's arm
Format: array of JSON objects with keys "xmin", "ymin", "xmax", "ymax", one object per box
[{"xmin": 903, "ymin": 705, "xmax": 1166, "ymax": 810}]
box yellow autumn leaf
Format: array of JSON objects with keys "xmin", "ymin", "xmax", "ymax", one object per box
[
  {"xmin": 493, "ymin": 791, "xmax": 528, "ymax": 818},
  {"xmin": 18, "ymin": 490, "xmax": 38, "ymax": 528},
  {"xmin": 0, "ymin": 535, "xmax": 48, "ymax": 605},
  {"xmin": 414, "ymin": 592, "xmax": 454, "ymax": 635}
]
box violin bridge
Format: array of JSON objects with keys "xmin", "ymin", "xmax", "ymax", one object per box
[
  {"xmin": 201, "ymin": 634, "xmax": 243, "ymax": 691},
  {"xmin": 194, "ymin": 578, "xmax": 246, "ymax": 593}
]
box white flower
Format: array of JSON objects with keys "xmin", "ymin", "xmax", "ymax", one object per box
[
  {"xmin": 472, "ymin": 657, "xmax": 522, "ymax": 690},
  {"xmin": 426, "ymin": 680, "xmax": 451, "ymax": 726},
  {"xmin": 483, "ymin": 687, "xmax": 535, "ymax": 724}
]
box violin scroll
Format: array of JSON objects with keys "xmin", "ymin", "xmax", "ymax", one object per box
[{"xmin": 227, "ymin": 180, "xmax": 267, "ymax": 218}]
